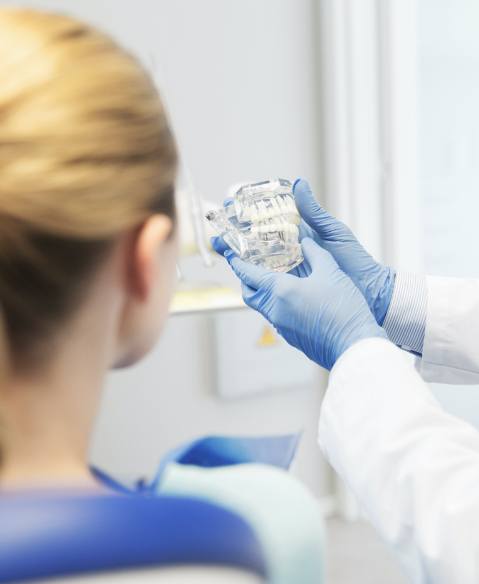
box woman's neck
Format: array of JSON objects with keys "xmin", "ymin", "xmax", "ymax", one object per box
[
  {"xmin": 0, "ymin": 300, "xmax": 119, "ymax": 490},
  {"xmin": 0, "ymin": 366, "xmax": 104, "ymax": 489}
]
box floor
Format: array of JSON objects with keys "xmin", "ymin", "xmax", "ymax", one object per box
[{"xmin": 325, "ymin": 518, "xmax": 408, "ymax": 584}]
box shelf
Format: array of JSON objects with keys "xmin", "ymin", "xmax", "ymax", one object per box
[{"xmin": 170, "ymin": 285, "xmax": 245, "ymax": 316}]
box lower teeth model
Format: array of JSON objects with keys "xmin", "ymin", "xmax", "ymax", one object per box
[{"xmin": 206, "ymin": 178, "xmax": 304, "ymax": 272}]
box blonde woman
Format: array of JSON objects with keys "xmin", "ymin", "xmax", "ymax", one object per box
[{"xmin": 0, "ymin": 8, "xmax": 323, "ymax": 583}]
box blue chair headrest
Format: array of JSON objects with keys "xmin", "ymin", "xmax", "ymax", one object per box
[{"xmin": 0, "ymin": 492, "xmax": 267, "ymax": 583}]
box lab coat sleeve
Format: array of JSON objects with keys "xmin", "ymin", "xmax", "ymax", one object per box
[
  {"xmin": 419, "ymin": 276, "xmax": 479, "ymax": 383},
  {"xmin": 319, "ymin": 337, "xmax": 479, "ymax": 584}
]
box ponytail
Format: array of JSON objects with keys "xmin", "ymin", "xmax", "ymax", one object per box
[
  {"xmin": 0, "ymin": 303, "xmax": 8, "ymax": 382},
  {"xmin": 0, "ymin": 303, "xmax": 8, "ymax": 467}
]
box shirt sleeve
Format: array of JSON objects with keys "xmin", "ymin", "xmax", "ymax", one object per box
[{"xmin": 383, "ymin": 272, "xmax": 427, "ymax": 354}]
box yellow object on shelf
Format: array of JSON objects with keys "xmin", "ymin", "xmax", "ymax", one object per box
[
  {"xmin": 170, "ymin": 286, "xmax": 245, "ymax": 315},
  {"xmin": 257, "ymin": 325, "xmax": 279, "ymax": 348}
]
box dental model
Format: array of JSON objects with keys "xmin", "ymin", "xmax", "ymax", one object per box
[{"xmin": 206, "ymin": 178, "xmax": 304, "ymax": 272}]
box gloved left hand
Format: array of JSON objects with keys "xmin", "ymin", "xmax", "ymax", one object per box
[
  {"xmin": 223, "ymin": 238, "xmax": 387, "ymax": 371},
  {"xmin": 293, "ymin": 179, "xmax": 396, "ymax": 325}
]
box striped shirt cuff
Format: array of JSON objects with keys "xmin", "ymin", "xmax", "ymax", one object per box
[{"xmin": 382, "ymin": 272, "xmax": 427, "ymax": 355}]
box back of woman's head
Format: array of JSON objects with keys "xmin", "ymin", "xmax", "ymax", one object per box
[{"xmin": 0, "ymin": 8, "xmax": 177, "ymax": 374}]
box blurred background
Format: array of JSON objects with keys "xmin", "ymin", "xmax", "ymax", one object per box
[{"xmin": 4, "ymin": 0, "xmax": 479, "ymax": 582}]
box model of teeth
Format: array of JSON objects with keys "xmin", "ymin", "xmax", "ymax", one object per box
[{"xmin": 205, "ymin": 178, "xmax": 304, "ymax": 272}]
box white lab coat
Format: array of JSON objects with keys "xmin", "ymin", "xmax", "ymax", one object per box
[{"xmin": 318, "ymin": 276, "xmax": 479, "ymax": 584}]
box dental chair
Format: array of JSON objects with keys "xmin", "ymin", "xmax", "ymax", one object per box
[
  {"xmin": 0, "ymin": 492, "xmax": 266, "ymax": 583},
  {"xmin": 0, "ymin": 435, "xmax": 324, "ymax": 583}
]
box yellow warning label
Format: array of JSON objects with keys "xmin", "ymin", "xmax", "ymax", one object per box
[{"xmin": 257, "ymin": 325, "xmax": 278, "ymax": 347}]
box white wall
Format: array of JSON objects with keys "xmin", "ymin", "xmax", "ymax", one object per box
[
  {"xmin": 7, "ymin": 0, "xmax": 330, "ymax": 496},
  {"xmin": 418, "ymin": 0, "xmax": 479, "ymax": 277},
  {"xmin": 16, "ymin": 0, "xmax": 321, "ymax": 202}
]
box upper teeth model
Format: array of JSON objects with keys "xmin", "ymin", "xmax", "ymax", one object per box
[{"xmin": 205, "ymin": 178, "xmax": 304, "ymax": 273}]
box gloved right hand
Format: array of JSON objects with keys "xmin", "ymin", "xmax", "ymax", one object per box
[
  {"xmin": 223, "ymin": 237, "xmax": 387, "ymax": 371},
  {"xmin": 293, "ymin": 179, "xmax": 396, "ymax": 325}
]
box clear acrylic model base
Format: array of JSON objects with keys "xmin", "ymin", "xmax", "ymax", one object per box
[{"xmin": 206, "ymin": 178, "xmax": 303, "ymax": 273}]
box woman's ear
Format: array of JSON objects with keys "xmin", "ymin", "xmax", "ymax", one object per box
[
  {"xmin": 129, "ymin": 214, "xmax": 174, "ymax": 301},
  {"xmin": 113, "ymin": 214, "xmax": 177, "ymax": 369}
]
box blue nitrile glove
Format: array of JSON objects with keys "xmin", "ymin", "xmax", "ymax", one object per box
[
  {"xmin": 293, "ymin": 179, "xmax": 396, "ymax": 325},
  {"xmin": 224, "ymin": 238, "xmax": 387, "ymax": 371}
]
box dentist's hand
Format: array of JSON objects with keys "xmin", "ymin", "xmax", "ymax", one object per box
[
  {"xmin": 224, "ymin": 238, "xmax": 387, "ymax": 371},
  {"xmin": 293, "ymin": 179, "xmax": 396, "ymax": 325}
]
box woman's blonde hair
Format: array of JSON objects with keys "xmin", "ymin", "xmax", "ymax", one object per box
[{"xmin": 0, "ymin": 8, "xmax": 178, "ymax": 373}]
